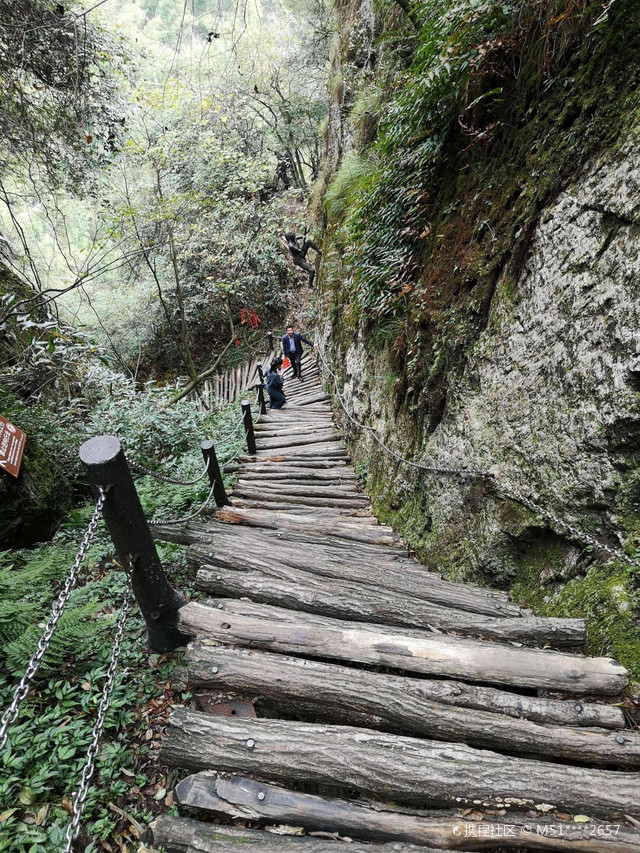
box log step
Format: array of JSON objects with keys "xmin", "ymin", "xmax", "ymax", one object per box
[
  {"xmin": 150, "ymin": 815, "xmax": 433, "ymax": 852},
  {"xmin": 177, "ymin": 600, "xmax": 629, "ymax": 694},
  {"xmin": 187, "ymin": 643, "xmax": 635, "ymax": 764},
  {"xmin": 231, "ymin": 488, "xmax": 369, "ymax": 509},
  {"xmin": 187, "ymin": 529, "xmax": 520, "ymax": 616},
  {"xmin": 175, "ymin": 774, "xmax": 640, "ymax": 852},
  {"xmin": 160, "ymin": 709, "xmax": 640, "ymax": 817},
  {"xmin": 256, "ymin": 431, "xmax": 341, "ymax": 449},
  {"xmin": 190, "ymin": 553, "xmax": 580, "ymax": 643},
  {"xmin": 234, "ymin": 480, "xmax": 365, "ymax": 497},
  {"xmin": 209, "ymin": 507, "xmax": 402, "ymax": 546}
]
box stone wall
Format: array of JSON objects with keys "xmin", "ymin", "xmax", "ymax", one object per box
[{"xmin": 313, "ymin": 1, "xmax": 640, "ymax": 673}]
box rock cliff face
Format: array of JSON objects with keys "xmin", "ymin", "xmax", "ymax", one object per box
[{"xmin": 314, "ymin": 0, "xmax": 640, "ymax": 674}]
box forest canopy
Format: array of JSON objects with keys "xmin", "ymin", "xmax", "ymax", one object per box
[{"xmin": 0, "ymin": 0, "xmax": 331, "ymax": 387}]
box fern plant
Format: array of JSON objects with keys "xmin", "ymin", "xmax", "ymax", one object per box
[{"xmin": 0, "ymin": 546, "xmax": 109, "ymax": 678}]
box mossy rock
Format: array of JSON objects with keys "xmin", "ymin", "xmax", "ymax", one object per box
[{"xmin": 0, "ymin": 433, "xmax": 72, "ymax": 549}]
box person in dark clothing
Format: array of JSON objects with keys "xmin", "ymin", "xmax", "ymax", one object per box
[
  {"xmin": 282, "ymin": 325, "xmax": 313, "ymax": 381},
  {"xmin": 265, "ymin": 357, "xmax": 286, "ymax": 409},
  {"xmin": 283, "ymin": 231, "xmax": 322, "ymax": 287}
]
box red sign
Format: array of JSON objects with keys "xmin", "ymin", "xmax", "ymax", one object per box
[{"xmin": 0, "ymin": 415, "xmax": 26, "ymax": 479}]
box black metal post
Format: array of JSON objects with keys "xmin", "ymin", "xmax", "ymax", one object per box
[
  {"xmin": 79, "ymin": 435, "xmax": 187, "ymax": 653},
  {"xmin": 201, "ymin": 439, "xmax": 229, "ymax": 507},
  {"xmin": 256, "ymin": 382, "xmax": 267, "ymax": 416},
  {"xmin": 267, "ymin": 331, "xmax": 274, "ymax": 351},
  {"xmin": 241, "ymin": 399, "xmax": 257, "ymax": 455},
  {"xmin": 257, "ymin": 364, "xmax": 265, "ymax": 384}
]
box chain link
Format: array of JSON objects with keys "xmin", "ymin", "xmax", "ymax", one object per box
[
  {"xmin": 63, "ymin": 561, "xmax": 133, "ymax": 853},
  {"xmin": 0, "ymin": 490, "xmax": 106, "ymax": 751},
  {"xmin": 316, "ymin": 343, "xmax": 637, "ymax": 568},
  {"xmin": 130, "ymin": 456, "xmax": 210, "ymax": 486}
]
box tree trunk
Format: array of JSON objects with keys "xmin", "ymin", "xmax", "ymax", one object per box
[
  {"xmin": 187, "ymin": 644, "xmax": 635, "ymax": 764},
  {"xmin": 177, "ymin": 601, "xmax": 628, "ymax": 694},
  {"xmin": 150, "ymin": 814, "xmax": 430, "ymax": 852},
  {"xmin": 160, "ymin": 709, "xmax": 640, "ymax": 817},
  {"xmin": 175, "ymin": 774, "xmax": 640, "ymax": 852}
]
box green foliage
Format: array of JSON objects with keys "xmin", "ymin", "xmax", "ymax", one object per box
[
  {"xmin": 324, "ymin": 154, "xmax": 377, "ymax": 220},
  {"xmin": 514, "ymin": 557, "xmax": 640, "ymax": 680},
  {"xmin": 0, "ymin": 392, "xmax": 242, "ymax": 849},
  {"xmin": 324, "ymin": 0, "xmax": 620, "ymax": 319},
  {"xmin": 0, "ymin": 0, "xmax": 130, "ymax": 188}
]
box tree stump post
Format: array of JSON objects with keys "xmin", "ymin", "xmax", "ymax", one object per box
[
  {"xmin": 201, "ymin": 439, "xmax": 230, "ymax": 507},
  {"xmin": 241, "ymin": 400, "xmax": 257, "ymax": 455},
  {"xmin": 79, "ymin": 435, "xmax": 187, "ymax": 652},
  {"xmin": 256, "ymin": 382, "xmax": 268, "ymax": 415}
]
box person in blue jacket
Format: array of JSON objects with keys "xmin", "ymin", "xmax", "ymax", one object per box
[
  {"xmin": 265, "ymin": 357, "xmax": 286, "ymax": 409},
  {"xmin": 281, "ymin": 324, "xmax": 314, "ymax": 381}
]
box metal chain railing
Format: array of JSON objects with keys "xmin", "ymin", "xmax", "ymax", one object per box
[
  {"xmin": 146, "ymin": 416, "xmax": 252, "ymax": 525},
  {"xmin": 150, "ymin": 478, "xmax": 219, "ymax": 526},
  {"xmin": 316, "ymin": 342, "xmax": 637, "ymax": 569},
  {"xmin": 0, "ymin": 490, "xmax": 107, "ymax": 751},
  {"xmin": 129, "ymin": 456, "xmax": 210, "ymax": 486},
  {"xmin": 63, "ymin": 560, "xmax": 133, "ymax": 853}
]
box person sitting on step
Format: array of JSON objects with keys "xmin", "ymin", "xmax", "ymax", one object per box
[
  {"xmin": 265, "ymin": 357, "xmax": 286, "ymax": 409},
  {"xmin": 282, "ymin": 324, "xmax": 313, "ymax": 381}
]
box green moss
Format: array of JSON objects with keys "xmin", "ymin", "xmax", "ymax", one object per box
[{"xmin": 539, "ymin": 564, "xmax": 640, "ymax": 680}]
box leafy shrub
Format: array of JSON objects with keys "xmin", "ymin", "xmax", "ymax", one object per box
[{"xmin": 325, "ymin": 0, "xmax": 615, "ymax": 318}]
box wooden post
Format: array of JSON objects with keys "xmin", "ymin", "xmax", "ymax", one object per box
[
  {"xmin": 241, "ymin": 400, "xmax": 256, "ymax": 455},
  {"xmin": 201, "ymin": 439, "xmax": 229, "ymax": 507},
  {"xmin": 257, "ymin": 364, "xmax": 265, "ymax": 384},
  {"xmin": 256, "ymin": 382, "xmax": 267, "ymax": 415},
  {"xmin": 79, "ymin": 435, "xmax": 186, "ymax": 653}
]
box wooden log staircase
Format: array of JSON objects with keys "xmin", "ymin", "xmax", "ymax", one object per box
[{"xmin": 151, "ymin": 352, "xmax": 640, "ymax": 853}]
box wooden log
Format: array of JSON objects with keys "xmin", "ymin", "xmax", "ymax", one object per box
[
  {"xmin": 255, "ymin": 420, "xmax": 336, "ymax": 433},
  {"xmin": 188, "ymin": 535, "xmax": 518, "ymax": 617},
  {"xmin": 256, "ymin": 431, "xmax": 341, "ymax": 449},
  {"xmin": 238, "ymin": 464, "xmax": 356, "ymax": 476},
  {"xmin": 231, "ymin": 489, "xmax": 369, "ymax": 509},
  {"xmin": 190, "ymin": 519, "xmax": 406, "ymax": 554},
  {"xmin": 232, "ymin": 498, "xmax": 370, "ymax": 515},
  {"xmin": 295, "ymin": 394, "xmax": 331, "ymax": 405},
  {"xmin": 235, "ymin": 480, "xmax": 363, "ymax": 497},
  {"xmin": 192, "ymin": 561, "xmax": 577, "ymax": 644},
  {"xmin": 177, "ymin": 601, "xmax": 629, "ymax": 694},
  {"xmin": 221, "ymin": 505, "xmax": 378, "ymax": 522},
  {"xmin": 239, "ymin": 471, "xmax": 358, "ymax": 483},
  {"xmin": 176, "ymin": 774, "xmax": 640, "ymax": 852},
  {"xmin": 187, "ymin": 645, "xmax": 636, "ymax": 765},
  {"xmin": 254, "ymin": 427, "xmax": 337, "ymax": 437},
  {"xmin": 254, "ymin": 444, "xmax": 350, "ymax": 459},
  {"xmin": 161, "ymin": 709, "xmax": 640, "ymax": 817},
  {"xmin": 241, "ymin": 458, "xmax": 349, "ymax": 468},
  {"xmin": 192, "ymin": 606, "xmax": 624, "ymax": 729},
  {"xmin": 150, "ymin": 815, "xmax": 432, "ymax": 852},
  {"xmin": 211, "ymin": 507, "xmax": 401, "ymax": 545}
]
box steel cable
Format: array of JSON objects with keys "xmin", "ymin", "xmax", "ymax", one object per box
[{"xmin": 130, "ymin": 456, "xmax": 210, "ymax": 486}]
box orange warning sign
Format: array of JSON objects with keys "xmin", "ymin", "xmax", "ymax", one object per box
[{"xmin": 0, "ymin": 415, "xmax": 26, "ymax": 478}]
